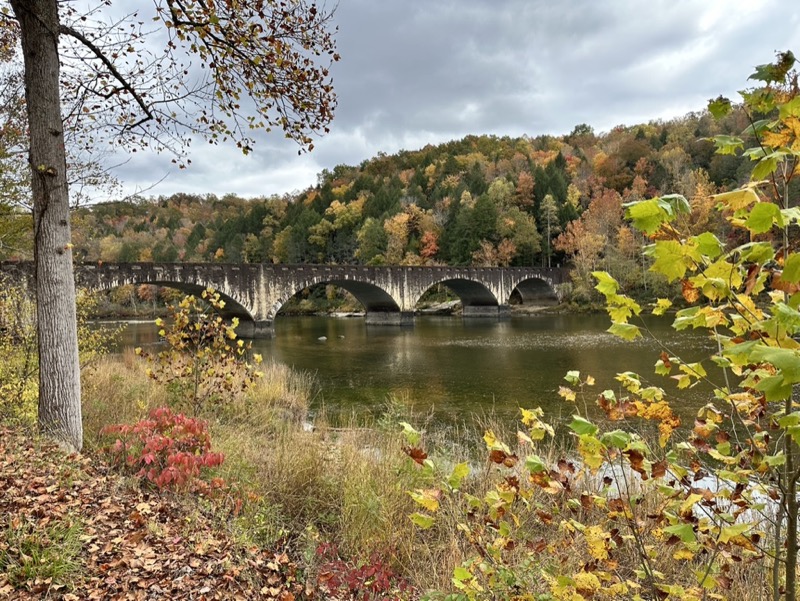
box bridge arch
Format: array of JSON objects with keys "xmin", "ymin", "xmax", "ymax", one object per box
[
  {"xmin": 413, "ymin": 277, "xmax": 500, "ymax": 311},
  {"xmin": 89, "ymin": 276, "xmax": 256, "ymax": 324},
  {"xmin": 121, "ymin": 281, "xmax": 254, "ymax": 322},
  {"xmin": 507, "ymin": 276, "xmax": 560, "ymax": 305},
  {"xmin": 267, "ymin": 276, "xmax": 402, "ymax": 322}
]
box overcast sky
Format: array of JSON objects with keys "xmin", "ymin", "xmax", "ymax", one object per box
[{"xmin": 113, "ymin": 0, "xmax": 800, "ymax": 200}]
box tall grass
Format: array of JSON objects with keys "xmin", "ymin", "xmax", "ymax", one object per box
[
  {"xmin": 81, "ymin": 355, "xmax": 480, "ymax": 591},
  {"xmin": 80, "ymin": 354, "xmax": 777, "ymax": 599}
]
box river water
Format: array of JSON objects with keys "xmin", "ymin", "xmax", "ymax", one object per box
[{"xmin": 119, "ymin": 313, "xmax": 719, "ymax": 426}]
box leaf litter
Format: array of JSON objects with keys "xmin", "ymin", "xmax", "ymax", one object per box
[{"xmin": 0, "ymin": 427, "xmax": 309, "ymax": 600}]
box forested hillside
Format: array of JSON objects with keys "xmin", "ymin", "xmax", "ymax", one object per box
[{"xmin": 7, "ymin": 105, "xmax": 793, "ymax": 299}]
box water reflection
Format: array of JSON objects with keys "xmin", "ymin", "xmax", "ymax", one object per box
[{"xmin": 118, "ymin": 314, "xmax": 718, "ymax": 425}]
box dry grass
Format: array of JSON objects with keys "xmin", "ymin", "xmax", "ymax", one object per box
[
  {"xmin": 81, "ymin": 349, "xmax": 167, "ymax": 448},
  {"xmin": 81, "ymin": 354, "xmax": 478, "ymax": 592}
]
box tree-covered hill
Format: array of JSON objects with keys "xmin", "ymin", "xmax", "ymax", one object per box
[{"xmin": 7, "ymin": 104, "xmax": 791, "ymax": 298}]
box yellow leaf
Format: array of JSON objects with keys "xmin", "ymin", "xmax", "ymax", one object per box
[
  {"xmin": 573, "ymin": 572, "xmax": 602, "ymax": 595},
  {"xmin": 558, "ymin": 386, "xmax": 576, "ymax": 402},
  {"xmin": 483, "ymin": 430, "xmax": 510, "ymax": 453},
  {"xmin": 680, "ymin": 493, "xmax": 704, "ymax": 515},
  {"xmin": 520, "ymin": 407, "xmax": 543, "ymax": 426},
  {"xmin": 653, "ymin": 298, "xmax": 673, "ymax": 316},
  {"xmin": 409, "ymin": 489, "xmax": 440, "ymax": 512},
  {"xmin": 715, "ymin": 186, "xmax": 760, "ymax": 212},
  {"xmin": 584, "ymin": 525, "xmax": 610, "ymax": 560}
]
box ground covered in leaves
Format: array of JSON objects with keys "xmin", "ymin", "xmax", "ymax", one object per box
[{"xmin": 0, "ymin": 427, "xmax": 308, "ymax": 600}]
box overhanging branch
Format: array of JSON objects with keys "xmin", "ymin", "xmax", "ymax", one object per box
[{"xmin": 59, "ymin": 24, "xmax": 154, "ymax": 130}]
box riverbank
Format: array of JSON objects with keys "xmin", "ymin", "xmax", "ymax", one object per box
[
  {"xmin": 1, "ymin": 347, "xmax": 776, "ymax": 600},
  {"xmin": 93, "ymin": 298, "xmax": 577, "ymax": 321}
]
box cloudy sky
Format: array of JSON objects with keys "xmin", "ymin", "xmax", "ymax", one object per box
[{"xmin": 113, "ymin": 0, "xmax": 800, "ymax": 199}]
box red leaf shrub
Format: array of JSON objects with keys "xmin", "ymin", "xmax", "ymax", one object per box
[
  {"xmin": 102, "ymin": 407, "xmax": 225, "ymax": 493},
  {"xmin": 315, "ymin": 542, "xmax": 413, "ymax": 601}
]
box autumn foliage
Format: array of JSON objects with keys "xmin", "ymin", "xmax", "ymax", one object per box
[
  {"xmin": 402, "ymin": 51, "xmax": 800, "ymax": 601},
  {"xmin": 0, "ymin": 427, "xmax": 308, "ymax": 599},
  {"xmin": 102, "ymin": 406, "xmax": 225, "ymax": 493},
  {"xmin": 314, "ymin": 542, "xmax": 412, "ymax": 601},
  {"xmin": 135, "ymin": 287, "xmax": 263, "ymax": 416}
]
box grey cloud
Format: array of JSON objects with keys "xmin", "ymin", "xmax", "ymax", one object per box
[{"xmin": 110, "ymin": 0, "xmax": 800, "ymax": 198}]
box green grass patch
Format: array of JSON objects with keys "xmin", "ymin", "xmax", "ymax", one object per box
[{"xmin": 0, "ymin": 515, "xmax": 84, "ymax": 591}]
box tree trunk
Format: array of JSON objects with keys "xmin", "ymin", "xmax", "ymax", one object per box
[{"xmin": 11, "ymin": 0, "xmax": 82, "ymax": 452}]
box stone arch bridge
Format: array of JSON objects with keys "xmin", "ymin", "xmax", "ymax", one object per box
[{"xmin": 0, "ymin": 262, "xmax": 568, "ymax": 336}]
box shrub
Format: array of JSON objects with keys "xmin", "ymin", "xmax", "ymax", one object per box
[
  {"xmin": 136, "ymin": 288, "xmax": 262, "ymax": 416},
  {"xmin": 101, "ymin": 406, "xmax": 225, "ymax": 493},
  {"xmin": 314, "ymin": 542, "xmax": 413, "ymax": 601},
  {"xmin": 405, "ymin": 50, "xmax": 800, "ymax": 601}
]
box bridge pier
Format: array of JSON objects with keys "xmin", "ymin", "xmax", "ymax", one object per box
[
  {"xmin": 235, "ymin": 319, "xmax": 274, "ymax": 338},
  {"xmin": 462, "ymin": 305, "xmax": 511, "ymax": 318},
  {"xmin": 364, "ymin": 311, "xmax": 414, "ymax": 326}
]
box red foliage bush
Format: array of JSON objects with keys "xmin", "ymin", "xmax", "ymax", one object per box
[
  {"xmin": 101, "ymin": 406, "xmax": 225, "ymax": 493},
  {"xmin": 315, "ymin": 542, "xmax": 413, "ymax": 601}
]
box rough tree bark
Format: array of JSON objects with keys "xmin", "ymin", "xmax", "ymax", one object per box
[{"xmin": 10, "ymin": 0, "xmax": 82, "ymax": 451}]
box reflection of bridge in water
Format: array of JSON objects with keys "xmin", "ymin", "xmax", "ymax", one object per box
[{"xmin": 1, "ymin": 262, "xmax": 568, "ymax": 336}]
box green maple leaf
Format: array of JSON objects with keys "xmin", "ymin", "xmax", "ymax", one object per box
[
  {"xmin": 711, "ymin": 135, "xmax": 744, "ymax": 156},
  {"xmin": 592, "ymin": 271, "xmax": 619, "ymax": 297},
  {"xmin": 650, "ymin": 240, "xmax": 687, "ymax": 282},
  {"xmin": 447, "ymin": 463, "xmax": 470, "ymax": 490},
  {"xmin": 625, "ymin": 199, "xmax": 669, "ymax": 234},
  {"xmin": 782, "ymin": 254, "xmax": 800, "ymax": 283},
  {"xmin": 409, "ymin": 512, "xmax": 435, "ymax": 529},
  {"xmin": 746, "ymin": 202, "xmax": 782, "ymax": 234},
  {"xmin": 708, "ymin": 95, "xmax": 732, "ymax": 119},
  {"xmin": 736, "ymin": 242, "xmax": 774, "ymax": 264},
  {"xmin": 608, "ymin": 322, "xmax": 642, "ymax": 341},
  {"xmin": 750, "ymin": 346, "xmax": 800, "ymax": 384},
  {"xmin": 779, "ymin": 96, "xmax": 800, "ymax": 120},
  {"xmin": 569, "ymin": 415, "xmax": 599, "ymax": 436},
  {"xmin": 664, "ymin": 523, "xmax": 696, "ymax": 543},
  {"xmin": 693, "ymin": 232, "xmax": 723, "ymax": 259},
  {"xmin": 601, "ymin": 430, "xmax": 631, "ymax": 450}
]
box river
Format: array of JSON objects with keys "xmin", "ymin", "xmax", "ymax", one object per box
[{"xmin": 118, "ymin": 313, "xmax": 719, "ymax": 426}]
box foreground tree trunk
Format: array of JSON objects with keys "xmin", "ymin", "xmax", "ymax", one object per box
[{"xmin": 11, "ymin": 0, "xmax": 82, "ymax": 451}]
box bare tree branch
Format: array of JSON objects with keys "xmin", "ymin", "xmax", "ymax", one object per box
[{"xmin": 59, "ymin": 24, "xmax": 155, "ymax": 131}]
